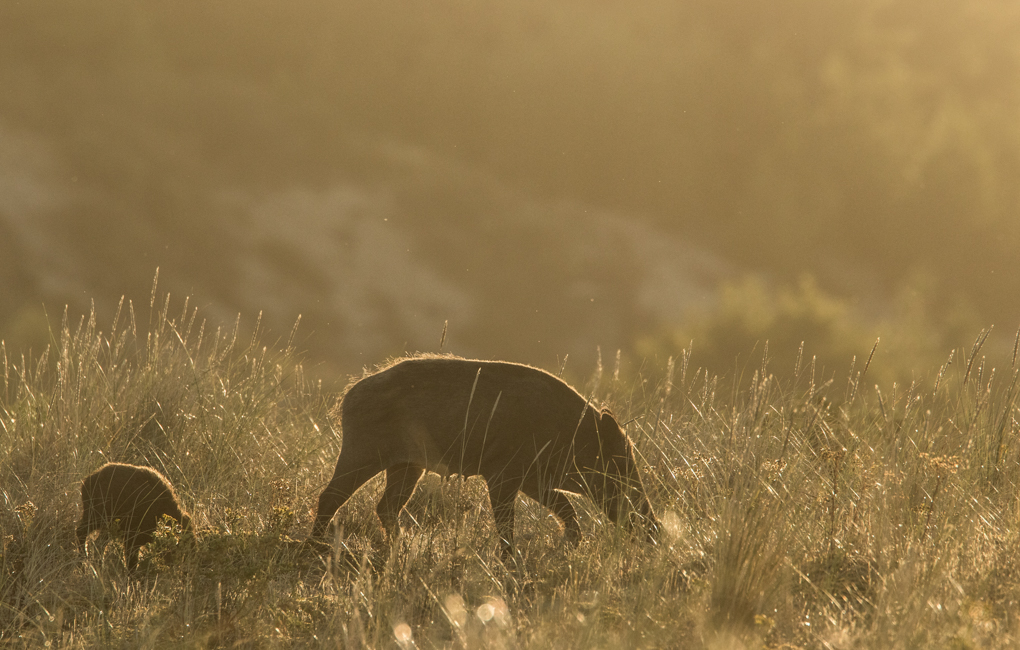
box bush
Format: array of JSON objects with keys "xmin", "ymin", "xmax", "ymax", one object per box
[{"xmin": 636, "ymin": 273, "xmax": 996, "ymax": 390}]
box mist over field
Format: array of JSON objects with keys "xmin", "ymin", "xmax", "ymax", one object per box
[
  {"xmin": 2, "ymin": 0, "xmax": 1018, "ymax": 379},
  {"xmin": 5, "ymin": 4, "xmax": 1020, "ymax": 646}
]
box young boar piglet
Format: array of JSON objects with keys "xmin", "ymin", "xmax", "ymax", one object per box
[
  {"xmin": 76, "ymin": 462, "xmax": 192, "ymax": 571},
  {"xmin": 311, "ymin": 356, "xmax": 660, "ymax": 558}
]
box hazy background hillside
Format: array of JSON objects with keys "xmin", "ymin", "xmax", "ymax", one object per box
[{"xmin": 2, "ymin": 0, "xmax": 1018, "ymax": 380}]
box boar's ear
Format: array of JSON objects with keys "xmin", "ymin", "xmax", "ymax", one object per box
[
  {"xmin": 598, "ymin": 408, "xmax": 626, "ymax": 440},
  {"xmin": 599, "ymin": 408, "xmax": 623, "ymax": 431}
]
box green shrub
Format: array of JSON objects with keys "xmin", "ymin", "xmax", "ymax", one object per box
[{"xmin": 637, "ymin": 273, "xmax": 995, "ymax": 390}]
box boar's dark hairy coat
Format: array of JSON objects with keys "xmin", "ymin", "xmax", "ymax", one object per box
[
  {"xmin": 311, "ymin": 356, "xmax": 659, "ymax": 557},
  {"xmin": 76, "ymin": 462, "xmax": 192, "ymax": 571}
]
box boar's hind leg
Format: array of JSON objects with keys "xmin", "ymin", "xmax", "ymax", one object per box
[
  {"xmin": 377, "ymin": 463, "xmax": 425, "ymax": 540},
  {"xmin": 76, "ymin": 512, "xmax": 97, "ymax": 549},
  {"xmin": 312, "ymin": 463, "xmax": 381, "ymax": 539}
]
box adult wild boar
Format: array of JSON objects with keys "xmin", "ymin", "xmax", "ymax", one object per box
[
  {"xmin": 76, "ymin": 462, "xmax": 192, "ymax": 571},
  {"xmin": 311, "ymin": 356, "xmax": 659, "ymax": 557}
]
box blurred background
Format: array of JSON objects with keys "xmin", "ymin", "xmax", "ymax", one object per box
[{"xmin": 1, "ymin": 0, "xmax": 1018, "ymax": 384}]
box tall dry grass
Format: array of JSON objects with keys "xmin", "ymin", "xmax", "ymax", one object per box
[{"xmin": 2, "ymin": 291, "xmax": 1019, "ymax": 648}]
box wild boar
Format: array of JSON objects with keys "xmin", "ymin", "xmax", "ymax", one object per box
[
  {"xmin": 76, "ymin": 462, "xmax": 192, "ymax": 571},
  {"xmin": 310, "ymin": 355, "xmax": 659, "ymax": 557}
]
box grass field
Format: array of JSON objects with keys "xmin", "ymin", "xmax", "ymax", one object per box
[{"xmin": 2, "ymin": 291, "xmax": 1019, "ymax": 648}]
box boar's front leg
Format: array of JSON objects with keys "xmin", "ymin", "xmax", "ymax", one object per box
[
  {"xmin": 485, "ymin": 476, "xmax": 519, "ymax": 560},
  {"xmin": 125, "ymin": 533, "xmax": 144, "ymax": 572},
  {"xmin": 518, "ymin": 482, "xmax": 581, "ymax": 546},
  {"xmin": 545, "ymin": 490, "xmax": 581, "ymax": 545}
]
